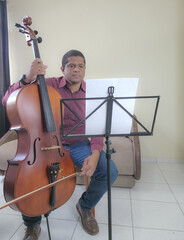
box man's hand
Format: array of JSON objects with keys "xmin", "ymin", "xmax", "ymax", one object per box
[
  {"xmin": 80, "ymin": 150, "xmax": 100, "ymax": 177},
  {"xmin": 20, "ymin": 58, "xmax": 48, "ymax": 86}
]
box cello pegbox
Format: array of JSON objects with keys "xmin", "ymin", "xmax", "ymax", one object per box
[{"xmin": 15, "ymin": 16, "xmax": 42, "ymax": 47}]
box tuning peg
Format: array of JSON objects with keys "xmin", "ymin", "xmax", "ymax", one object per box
[
  {"xmin": 19, "ymin": 29, "xmax": 25, "ymax": 34},
  {"xmin": 15, "ymin": 23, "xmax": 25, "ymax": 29},
  {"xmin": 37, "ymin": 37, "xmax": 42, "ymax": 43},
  {"xmin": 34, "ymin": 30, "xmax": 38, "ymax": 35},
  {"xmin": 15, "ymin": 23, "xmax": 22, "ymax": 28},
  {"xmin": 15, "ymin": 23, "xmax": 25, "ymax": 31}
]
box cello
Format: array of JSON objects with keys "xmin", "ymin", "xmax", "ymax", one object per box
[{"xmin": 3, "ymin": 16, "xmax": 76, "ymax": 217}]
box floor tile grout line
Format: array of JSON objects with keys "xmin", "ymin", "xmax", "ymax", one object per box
[
  {"xmin": 71, "ymin": 220, "xmax": 79, "ymax": 240},
  {"xmin": 9, "ymin": 222, "xmax": 24, "ymax": 240},
  {"xmin": 130, "ymin": 198, "xmax": 178, "ymax": 204},
  {"xmin": 133, "ymin": 225, "xmax": 184, "ymax": 233},
  {"xmin": 129, "ymin": 187, "xmax": 135, "ymax": 240}
]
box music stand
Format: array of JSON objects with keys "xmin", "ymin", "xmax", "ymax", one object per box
[{"xmin": 60, "ymin": 87, "xmax": 160, "ymax": 240}]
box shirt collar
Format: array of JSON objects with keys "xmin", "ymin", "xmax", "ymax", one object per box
[{"xmin": 59, "ymin": 76, "xmax": 86, "ymax": 92}]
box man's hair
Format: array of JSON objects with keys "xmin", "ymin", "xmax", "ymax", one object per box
[{"xmin": 62, "ymin": 50, "xmax": 86, "ymax": 68}]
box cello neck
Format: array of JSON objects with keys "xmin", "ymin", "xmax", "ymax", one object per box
[
  {"xmin": 32, "ymin": 36, "xmax": 41, "ymax": 59},
  {"xmin": 32, "ymin": 34, "xmax": 56, "ymax": 132},
  {"xmin": 15, "ymin": 16, "xmax": 57, "ymax": 133}
]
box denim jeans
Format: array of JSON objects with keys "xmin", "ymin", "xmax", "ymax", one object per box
[{"xmin": 22, "ymin": 140, "xmax": 118, "ymax": 227}]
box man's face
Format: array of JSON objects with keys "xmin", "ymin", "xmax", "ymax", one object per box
[{"xmin": 61, "ymin": 56, "xmax": 86, "ymax": 86}]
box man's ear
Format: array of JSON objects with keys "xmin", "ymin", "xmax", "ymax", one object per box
[{"xmin": 60, "ymin": 66, "xmax": 64, "ymax": 73}]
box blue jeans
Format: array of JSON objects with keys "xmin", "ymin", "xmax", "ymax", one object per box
[{"xmin": 22, "ymin": 140, "xmax": 118, "ymax": 226}]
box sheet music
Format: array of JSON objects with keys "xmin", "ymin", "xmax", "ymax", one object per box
[{"xmin": 85, "ymin": 78, "xmax": 139, "ymax": 135}]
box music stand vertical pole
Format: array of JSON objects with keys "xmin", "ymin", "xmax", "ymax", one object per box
[
  {"xmin": 105, "ymin": 86, "xmax": 116, "ymax": 240},
  {"xmin": 105, "ymin": 137, "xmax": 112, "ymax": 240}
]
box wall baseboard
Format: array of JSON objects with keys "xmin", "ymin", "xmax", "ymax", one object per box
[{"xmin": 142, "ymin": 157, "xmax": 184, "ymax": 163}]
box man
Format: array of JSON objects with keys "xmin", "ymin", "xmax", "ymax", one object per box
[{"xmin": 2, "ymin": 50, "xmax": 118, "ymax": 240}]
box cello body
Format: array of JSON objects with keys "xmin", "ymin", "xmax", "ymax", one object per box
[{"xmin": 4, "ymin": 83, "xmax": 76, "ymax": 217}]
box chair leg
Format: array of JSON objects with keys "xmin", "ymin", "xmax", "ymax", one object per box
[{"xmin": 84, "ymin": 176, "xmax": 95, "ymax": 217}]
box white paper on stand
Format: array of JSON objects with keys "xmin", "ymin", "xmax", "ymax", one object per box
[{"xmin": 85, "ymin": 78, "xmax": 139, "ymax": 135}]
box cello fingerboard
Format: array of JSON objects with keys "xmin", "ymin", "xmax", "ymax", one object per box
[
  {"xmin": 38, "ymin": 75, "xmax": 56, "ymax": 132},
  {"xmin": 32, "ymin": 38, "xmax": 56, "ymax": 133}
]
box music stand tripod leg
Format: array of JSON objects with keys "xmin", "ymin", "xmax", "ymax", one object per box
[{"xmin": 44, "ymin": 212, "xmax": 52, "ymax": 240}]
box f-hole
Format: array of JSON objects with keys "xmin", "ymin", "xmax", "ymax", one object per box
[
  {"xmin": 27, "ymin": 137, "xmax": 41, "ymax": 165},
  {"xmin": 53, "ymin": 135, "xmax": 64, "ymax": 158}
]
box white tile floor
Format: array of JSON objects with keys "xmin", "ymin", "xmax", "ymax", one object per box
[{"xmin": 1, "ymin": 160, "xmax": 184, "ymax": 240}]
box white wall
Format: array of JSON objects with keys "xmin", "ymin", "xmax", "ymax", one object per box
[{"xmin": 6, "ymin": 0, "xmax": 184, "ymax": 160}]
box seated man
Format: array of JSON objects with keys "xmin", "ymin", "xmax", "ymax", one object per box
[{"xmin": 1, "ymin": 49, "xmax": 118, "ymax": 240}]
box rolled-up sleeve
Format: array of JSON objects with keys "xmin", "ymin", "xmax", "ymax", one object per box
[{"xmin": 90, "ymin": 137, "xmax": 104, "ymax": 152}]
